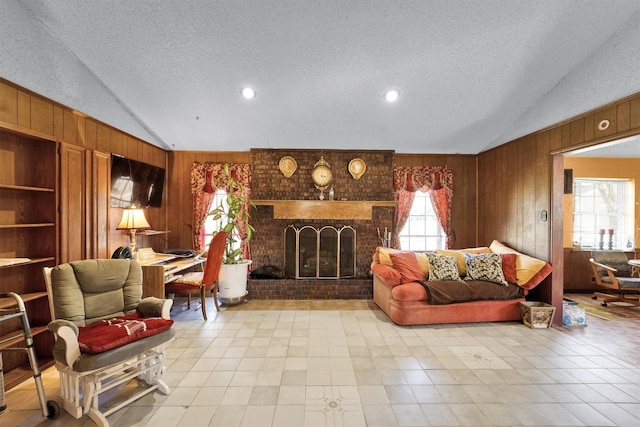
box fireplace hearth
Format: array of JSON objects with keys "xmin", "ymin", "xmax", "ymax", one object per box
[{"xmin": 247, "ymin": 277, "xmax": 373, "ymax": 300}]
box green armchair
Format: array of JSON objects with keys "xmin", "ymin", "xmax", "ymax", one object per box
[{"xmin": 44, "ymin": 259, "xmax": 175, "ymax": 427}]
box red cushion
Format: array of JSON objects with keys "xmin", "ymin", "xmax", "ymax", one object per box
[
  {"xmin": 500, "ymin": 253, "xmax": 517, "ymax": 284},
  {"xmin": 77, "ymin": 313, "xmax": 173, "ymax": 354},
  {"xmin": 389, "ymin": 252, "xmax": 425, "ymax": 283},
  {"xmin": 391, "ymin": 282, "xmax": 428, "ymax": 302},
  {"xmin": 371, "ymin": 263, "xmax": 402, "ymax": 286},
  {"xmin": 520, "ymin": 262, "xmax": 553, "ymax": 291}
]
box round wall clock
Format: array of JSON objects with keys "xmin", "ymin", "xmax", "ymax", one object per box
[{"xmin": 311, "ymin": 156, "xmax": 333, "ymax": 189}]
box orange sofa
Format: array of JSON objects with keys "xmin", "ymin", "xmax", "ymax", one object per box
[{"xmin": 372, "ymin": 241, "xmax": 553, "ymax": 326}]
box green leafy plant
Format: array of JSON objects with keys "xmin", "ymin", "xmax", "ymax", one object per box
[{"xmin": 206, "ymin": 164, "xmax": 255, "ymax": 264}]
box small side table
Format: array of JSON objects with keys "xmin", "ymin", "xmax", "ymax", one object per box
[{"xmin": 629, "ymin": 259, "xmax": 640, "ymax": 277}]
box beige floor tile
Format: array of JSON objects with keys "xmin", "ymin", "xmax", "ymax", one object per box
[
  {"xmin": 220, "ymin": 386, "xmax": 253, "ymax": 406},
  {"xmin": 362, "ymin": 404, "xmax": 398, "ymax": 427},
  {"xmin": 277, "ymin": 385, "xmax": 306, "ymax": 405},
  {"xmin": 272, "ymin": 404, "xmax": 305, "ymax": 427},
  {"xmin": 5, "ymin": 300, "xmax": 640, "ymax": 427},
  {"xmin": 391, "ymin": 403, "xmax": 429, "ymax": 426},
  {"xmin": 175, "ymin": 405, "xmax": 217, "ymax": 427}
]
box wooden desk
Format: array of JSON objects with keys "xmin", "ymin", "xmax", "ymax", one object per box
[{"xmin": 141, "ymin": 257, "xmax": 206, "ymax": 299}]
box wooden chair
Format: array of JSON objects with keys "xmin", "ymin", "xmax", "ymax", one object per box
[
  {"xmin": 590, "ymin": 250, "xmax": 640, "ymax": 307},
  {"xmin": 165, "ymin": 231, "xmax": 226, "ymax": 320}
]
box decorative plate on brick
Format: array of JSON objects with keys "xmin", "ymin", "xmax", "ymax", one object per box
[
  {"xmin": 279, "ymin": 156, "xmax": 297, "ymax": 178},
  {"xmin": 348, "ymin": 158, "xmax": 366, "ymax": 180}
]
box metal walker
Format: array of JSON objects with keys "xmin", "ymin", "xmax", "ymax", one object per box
[{"xmin": 0, "ymin": 292, "xmax": 59, "ymax": 419}]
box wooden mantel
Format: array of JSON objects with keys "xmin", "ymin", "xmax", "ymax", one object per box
[{"xmin": 252, "ymin": 200, "xmax": 395, "ymax": 220}]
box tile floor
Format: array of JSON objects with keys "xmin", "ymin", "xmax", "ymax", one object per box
[{"xmin": 3, "ymin": 298, "xmax": 640, "ymax": 427}]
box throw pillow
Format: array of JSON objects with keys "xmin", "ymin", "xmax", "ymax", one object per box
[
  {"xmin": 500, "ymin": 253, "xmax": 517, "ymax": 284},
  {"xmin": 435, "ymin": 249, "xmax": 468, "ymax": 276},
  {"xmin": 389, "ymin": 252, "xmax": 425, "ymax": 283},
  {"xmin": 464, "ymin": 253, "xmax": 508, "ymax": 286},
  {"xmin": 489, "ymin": 240, "xmax": 549, "ymax": 288},
  {"xmin": 426, "ymin": 252, "xmax": 460, "ymax": 281},
  {"xmin": 375, "ymin": 247, "xmax": 401, "ymax": 266},
  {"xmin": 415, "ymin": 252, "xmax": 430, "ymax": 276}
]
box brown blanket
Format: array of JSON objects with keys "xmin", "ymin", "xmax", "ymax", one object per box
[{"xmin": 417, "ymin": 280, "xmax": 524, "ymax": 305}]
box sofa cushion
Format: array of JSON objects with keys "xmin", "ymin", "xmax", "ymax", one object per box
[
  {"xmin": 391, "ymin": 282, "xmax": 428, "ymax": 302},
  {"xmin": 426, "ymin": 253, "xmax": 461, "ymax": 281},
  {"xmin": 500, "ymin": 253, "xmax": 517, "ymax": 284},
  {"xmin": 389, "ymin": 252, "xmax": 425, "ymax": 283},
  {"xmin": 434, "ymin": 249, "xmax": 468, "ymax": 276},
  {"xmin": 464, "ymin": 253, "xmax": 508, "ymax": 286},
  {"xmin": 489, "ymin": 240, "xmax": 552, "ymax": 290},
  {"xmin": 371, "ymin": 263, "xmax": 402, "ymax": 286},
  {"xmin": 374, "ymin": 247, "xmax": 401, "ymax": 266},
  {"xmin": 77, "ymin": 313, "xmax": 174, "ymax": 354},
  {"xmin": 415, "ymin": 252, "xmax": 430, "ymax": 276},
  {"xmin": 435, "ymin": 247, "xmax": 491, "ymax": 276},
  {"xmin": 462, "ymin": 246, "xmax": 492, "ymax": 255}
]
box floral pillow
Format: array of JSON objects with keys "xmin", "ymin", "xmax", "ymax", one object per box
[
  {"xmin": 425, "ymin": 252, "xmax": 460, "ymax": 281},
  {"xmin": 464, "ymin": 253, "xmax": 508, "ymax": 286}
]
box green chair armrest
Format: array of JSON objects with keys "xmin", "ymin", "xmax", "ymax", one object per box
[
  {"xmin": 48, "ymin": 320, "xmax": 81, "ymax": 367},
  {"xmin": 138, "ymin": 297, "xmax": 173, "ymax": 319}
]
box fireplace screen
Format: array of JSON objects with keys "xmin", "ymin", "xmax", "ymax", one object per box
[{"xmin": 284, "ymin": 225, "xmax": 356, "ymax": 279}]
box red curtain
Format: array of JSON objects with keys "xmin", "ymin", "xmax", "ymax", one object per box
[
  {"xmin": 190, "ymin": 162, "xmax": 252, "ymax": 259},
  {"xmin": 392, "ymin": 166, "xmax": 453, "ymax": 249}
]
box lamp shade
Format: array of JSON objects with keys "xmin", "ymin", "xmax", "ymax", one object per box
[{"xmin": 116, "ymin": 208, "xmax": 151, "ymax": 230}]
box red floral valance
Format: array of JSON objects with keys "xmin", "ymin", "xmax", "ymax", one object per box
[
  {"xmin": 393, "ymin": 166, "xmax": 452, "ymax": 192},
  {"xmin": 191, "ymin": 162, "xmax": 252, "ymax": 194}
]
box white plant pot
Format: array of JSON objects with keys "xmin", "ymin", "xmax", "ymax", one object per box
[{"xmin": 218, "ymin": 260, "xmax": 252, "ymax": 300}]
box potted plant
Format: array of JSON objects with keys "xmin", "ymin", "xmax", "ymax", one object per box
[{"xmin": 207, "ymin": 164, "xmax": 255, "ymax": 303}]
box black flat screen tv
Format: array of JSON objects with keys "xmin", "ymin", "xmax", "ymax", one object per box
[{"xmin": 110, "ymin": 155, "xmax": 165, "ymax": 208}]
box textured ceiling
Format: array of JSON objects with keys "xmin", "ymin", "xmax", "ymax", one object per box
[{"xmin": 3, "ymin": 1, "xmax": 640, "ymax": 154}]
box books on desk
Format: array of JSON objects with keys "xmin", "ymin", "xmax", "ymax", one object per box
[{"xmin": 137, "ymin": 248, "xmax": 176, "ymax": 265}]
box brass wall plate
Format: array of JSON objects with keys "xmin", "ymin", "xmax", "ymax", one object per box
[
  {"xmin": 348, "ymin": 158, "xmax": 366, "ymax": 179},
  {"xmin": 279, "ymin": 156, "xmax": 297, "ymax": 178}
]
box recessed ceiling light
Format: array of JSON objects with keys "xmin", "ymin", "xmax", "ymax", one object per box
[
  {"xmin": 241, "ymin": 87, "xmax": 256, "ymax": 99},
  {"xmin": 383, "ymin": 89, "xmax": 399, "ymax": 103}
]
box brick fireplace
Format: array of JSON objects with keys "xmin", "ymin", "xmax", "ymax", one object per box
[{"xmin": 248, "ymin": 149, "xmax": 395, "ymax": 299}]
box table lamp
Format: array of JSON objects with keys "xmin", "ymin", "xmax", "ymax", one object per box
[{"xmin": 116, "ymin": 207, "xmax": 151, "ymax": 255}]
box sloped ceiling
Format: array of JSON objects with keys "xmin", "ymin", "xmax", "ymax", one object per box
[{"xmin": 2, "ymin": 0, "xmax": 640, "ymax": 154}]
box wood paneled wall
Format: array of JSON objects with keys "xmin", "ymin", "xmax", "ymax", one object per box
[
  {"xmin": 477, "ymin": 92, "xmax": 640, "ymax": 322},
  {"xmin": 0, "ymin": 78, "xmax": 168, "ymax": 256},
  {"xmin": 167, "ymin": 152, "xmax": 480, "ymax": 252}
]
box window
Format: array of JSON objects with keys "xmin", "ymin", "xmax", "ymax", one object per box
[
  {"xmin": 200, "ymin": 189, "xmax": 239, "ymax": 251},
  {"xmin": 572, "ymin": 178, "xmax": 635, "ymax": 249},
  {"xmin": 398, "ymin": 190, "xmax": 446, "ymax": 251}
]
